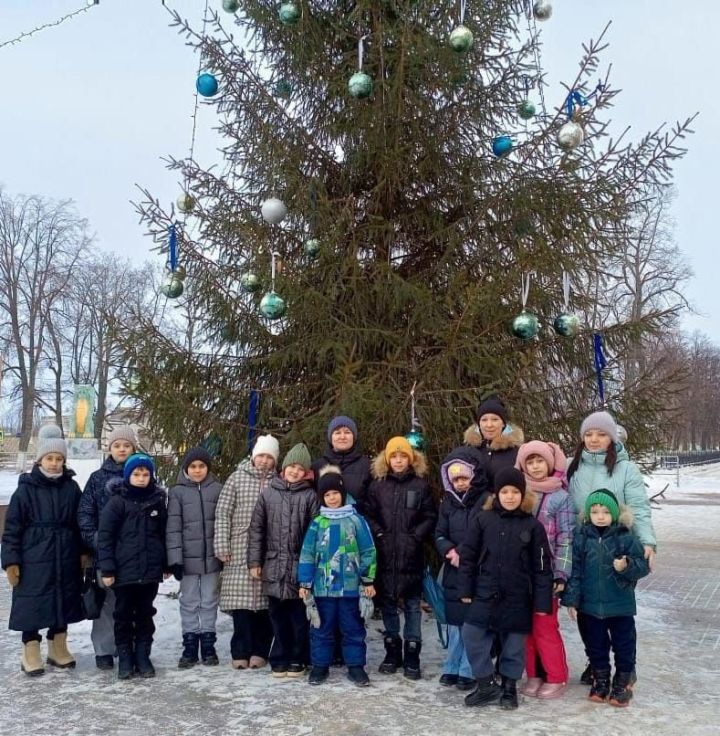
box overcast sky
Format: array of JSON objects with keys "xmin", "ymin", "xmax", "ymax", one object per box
[{"xmin": 1, "ymin": 0, "xmax": 716, "ymax": 340}]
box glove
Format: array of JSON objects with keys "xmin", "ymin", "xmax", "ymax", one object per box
[
  {"xmin": 6, "ymin": 565, "xmax": 20, "ymax": 587},
  {"xmin": 170, "ymin": 564, "xmax": 184, "ymax": 581},
  {"xmin": 303, "ymin": 592, "xmax": 321, "ymax": 629},
  {"xmin": 359, "ymin": 594, "xmax": 374, "ymax": 622}
]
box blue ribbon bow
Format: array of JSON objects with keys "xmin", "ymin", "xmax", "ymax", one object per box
[
  {"xmin": 168, "ymin": 223, "xmax": 178, "ymax": 272},
  {"xmin": 593, "ymin": 333, "xmax": 607, "ymax": 404}
]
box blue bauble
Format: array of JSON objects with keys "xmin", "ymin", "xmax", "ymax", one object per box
[
  {"xmin": 196, "ymin": 73, "xmax": 219, "ymax": 97},
  {"xmin": 406, "ymin": 429, "xmax": 426, "ymax": 451},
  {"xmin": 260, "ymin": 291, "xmax": 286, "ymax": 320},
  {"xmin": 492, "ymin": 135, "xmax": 513, "ymax": 157},
  {"xmin": 511, "ymin": 311, "xmax": 540, "ymax": 340}
]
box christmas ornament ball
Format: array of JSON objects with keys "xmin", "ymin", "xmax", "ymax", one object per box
[
  {"xmin": 557, "ymin": 121, "xmax": 584, "ymax": 150},
  {"xmin": 348, "ymin": 72, "xmax": 373, "ymax": 99},
  {"xmin": 274, "ymin": 80, "xmax": 293, "ymax": 99},
  {"xmin": 176, "ymin": 193, "xmax": 195, "ymax": 213},
  {"xmin": 553, "ymin": 312, "xmax": 581, "ymax": 337},
  {"xmin": 517, "ymin": 99, "xmax": 536, "ymax": 120},
  {"xmin": 278, "ymin": 2, "xmax": 300, "ymax": 26},
  {"xmin": 449, "ymin": 25, "xmax": 474, "ymax": 53},
  {"xmin": 511, "ymin": 311, "xmax": 540, "ymax": 340},
  {"xmin": 304, "ymin": 238, "xmax": 321, "ymax": 258},
  {"xmin": 260, "ymin": 291, "xmax": 286, "ymax": 320},
  {"xmin": 160, "ymin": 275, "xmax": 184, "ymax": 299},
  {"xmin": 492, "ymin": 135, "xmax": 513, "ymax": 158},
  {"xmin": 261, "ymin": 197, "xmax": 288, "ymax": 224},
  {"xmin": 196, "ymin": 73, "xmax": 219, "ymax": 97},
  {"xmin": 533, "ymin": 1, "xmax": 553, "ymax": 21},
  {"xmin": 222, "ymin": 0, "xmax": 240, "ymax": 12},
  {"xmin": 406, "ymin": 429, "xmax": 426, "ymax": 451},
  {"xmin": 240, "ymin": 272, "xmax": 261, "ymax": 293},
  {"xmin": 173, "ymin": 265, "xmax": 187, "ymax": 281}
]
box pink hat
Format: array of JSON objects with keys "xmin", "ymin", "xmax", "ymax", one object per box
[{"xmin": 516, "ymin": 441, "xmax": 567, "ymax": 475}]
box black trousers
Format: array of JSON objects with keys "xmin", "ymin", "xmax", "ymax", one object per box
[
  {"xmin": 267, "ymin": 597, "xmax": 309, "ymax": 667},
  {"xmin": 113, "ymin": 583, "xmax": 159, "ymax": 648},
  {"xmin": 230, "ymin": 609, "xmax": 273, "ymax": 660},
  {"xmin": 578, "ymin": 612, "xmax": 636, "ymax": 673},
  {"xmin": 22, "ymin": 627, "xmax": 66, "ymax": 643}
]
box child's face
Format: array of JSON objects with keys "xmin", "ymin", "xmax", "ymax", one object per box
[
  {"xmin": 330, "ymin": 427, "xmax": 354, "ymax": 451},
  {"xmin": 253, "ymin": 453, "xmax": 276, "ymax": 472},
  {"xmin": 589, "ymin": 504, "xmax": 613, "ymax": 527},
  {"xmin": 525, "ymin": 454, "xmax": 550, "ymax": 481},
  {"xmin": 498, "ymin": 485, "xmax": 522, "ymax": 511},
  {"xmin": 584, "ymin": 430, "xmax": 612, "ymax": 452},
  {"xmin": 110, "ymin": 440, "xmax": 134, "ymax": 463},
  {"xmin": 186, "ymin": 460, "xmax": 208, "ymax": 483},
  {"xmin": 129, "ymin": 467, "xmax": 151, "ymax": 488},
  {"xmin": 39, "ymin": 453, "xmax": 64, "ymax": 474},
  {"xmin": 323, "ymin": 490, "xmax": 343, "ymax": 508},
  {"xmin": 283, "ymin": 463, "xmax": 306, "ymax": 483},
  {"xmin": 451, "ymin": 476, "xmax": 471, "ymax": 493},
  {"xmin": 389, "ymin": 452, "xmax": 411, "ymax": 473}
]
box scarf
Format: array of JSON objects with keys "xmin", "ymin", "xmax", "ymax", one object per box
[{"xmin": 320, "ymin": 504, "xmax": 355, "ymax": 519}]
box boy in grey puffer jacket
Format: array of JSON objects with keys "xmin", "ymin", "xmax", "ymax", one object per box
[{"xmin": 166, "ymin": 447, "xmax": 223, "ymax": 668}]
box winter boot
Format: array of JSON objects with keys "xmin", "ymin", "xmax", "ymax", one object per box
[
  {"xmin": 178, "ymin": 633, "xmax": 200, "ymax": 669},
  {"xmin": 439, "ymin": 673, "xmax": 459, "ymax": 686},
  {"xmin": 46, "ymin": 631, "xmax": 76, "ymax": 669},
  {"xmin": 464, "ymin": 675, "xmax": 502, "ymax": 707},
  {"xmin": 580, "ymin": 661, "xmax": 593, "ymax": 685},
  {"xmin": 608, "ymin": 671, "xmax": 636, "ymax": 707},
  {"xmin": 95, "ymin": 655, "xmax": 114, "ymax": 670},
  {"xmin": 378, "ymin": 636, "xmax": 403, "ymax": 674},
  {"xmin": 117, "ymin": 645, "xmax": 134, "ymax": 681},
  {"xmin": 134, "ymin": 641, "xmax": 156, "ymax": 678},
  {"xmin": 200, "ymin": 632, "xmax": 219, "ymax": 666},
  {"xmin": 499, "ymin": 676, "xmax": 519, "ymax": 710},
  {"xmin": 308, "ymin": 666, "xmax": 329, "ymax": 685},
  {"xmin": 21, "ymin": 640, "xmax": 45, "ymax": 677},
  {"xmin": 588, "ymin": 669, "xmax": 611, "ymax": 702},
  {"xmin": 402, "ymin": 640, "xmax": 422, "ymax": 680},
  {"xmin": 347, "ymin": 665, "xmax": 370, "ymax": 687},
  {"xmin": 456, "ymin": 676, "xmax": 476, "ymax": 691}
]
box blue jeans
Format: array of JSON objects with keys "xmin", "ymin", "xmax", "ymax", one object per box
[
  {"xmin": 442, "ymin": 625, "xmax": 473, "ymax": 678},
  {"xmin": 381, "ymin": 594, "xmax": 422, "ymax": 642},
  {"xmin": 311, "ymin": 597, "xmax": 366, "ymax": 667}
]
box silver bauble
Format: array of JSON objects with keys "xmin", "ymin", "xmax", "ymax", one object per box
[
  {"xmin": 449, "ymin": 25, "xmax": 474, "ymax": 53},
  {"xmin": 176, "ymin": 193, "xmax": 195, "ymax": 213},
  {"xmin": 533, "ymin": 1, "xmax": 553, "ymax": 21},
  {"xmin": 260, "ymin": 197, "xmax": 288, "ymax": 224},
  {"xmin": 348, "ymin": 72, "xmax": 373, "ymax": 99},
  {"xmin": 553, "ymin": 313, "xmax": 581, "ymax": 337},
  {"xmin": 240, "ymin": 272, "xmax": 261, "ymax": 293},
  {"xmin": 160, "ymin": 275, "xmax": 184, "ymax": 299},
  {"xmin": 557, "ymin": 121, "xmax": 584, "ymax": 150}
]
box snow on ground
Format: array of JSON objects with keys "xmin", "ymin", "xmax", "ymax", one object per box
[{"xmin": 0, "ymin": 464, "xmax": 718, "ymax": 734}]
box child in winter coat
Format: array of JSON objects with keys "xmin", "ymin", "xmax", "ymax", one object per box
[
  {"xmin": 298, "ymin": 466, "xmax": 377, "ymax": 687},
  {"xmin": 166, "ymin": 447, "xmax": 223, "ymax": 668},
  {"xmin": 515, "ymin": 440, "xmax": 574, "ymax": 698},
  {"xmin": 215, "ymin": 434, "xmax": 278, "ymax": 670},
  {"xmin": 364, "ymin": 436, "xmax": 437, "ymax": 680},
  {"xmin": 247, "ymin": 442, "xmax": 320, "ymax": 677},
  {"xmin": 562, "ymin": 490, "xmax": 650, "ymax": 707},
  {"xmin": 1, "ymin": 425, "xmax": 87, "ymax": 676},
  {"xmin": 77, "ymin": 424, "xmax": 138, "ymax": 670},
  {"xmin": 458, "ymin": 467, "xmax": 553, "ymax": 710},
  {"xmin": 435, "ymin": 453, "xmax": 489, "ymax": 691},
  {"xmin": 98, "ymin": 453, "xmax": 168, "ymax": 680}
]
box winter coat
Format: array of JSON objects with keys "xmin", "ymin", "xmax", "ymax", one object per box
[
  {"xmin": 77, "ymin": 456, "xmax": 125, "ymax": 551},
  {"xmin": 363, "ymin": 452, "xmax": 437, "ymax": 599},
  {"xmin": 298, "ymin": 507, "xmax": 376, "ymax": 597},
  {"xmin": 166, "ymin": 471, "xmax": 223, "ymax": 575},
  {"xmin": 246, "ymin": 474, "xmax": 320, "ymax": 600},
  {"xmin": 457, "ymin": 495, "xmax": 553, "ymax": 633},
  {"xmin": 562, "ymin": 510, "xmax": 650, "ymax": 618},
  {"xmin": 463, "ymin": 423, "xmax": 525, "ymax": 488},
  {"xmin": 1, "ymin": 466, "xmax": 86, "ymax": 632},
  {"xmin": 215, "ymin": 458, "xmax": 275, "ymax": 611},
  {"xmin": 567, "ymin": 445, "xmax": 656, "ymax": 547},
  {"xmin": 97, "ymin": 479, "xmax": 168, "ymax": 587},
  {"xmin": 311, "ymin": 445, "xmax": 372, "ymax": 513}
]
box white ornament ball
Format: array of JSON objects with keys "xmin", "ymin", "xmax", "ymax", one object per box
[
  {"xmin": 533, "ymin": 1, "xmax": 553, "ymax": 21},
  {"xmin": 176, "ymin": 193, "xmax": 195, "ymax": 213},
  {"xmin": 557, "ymin": 121, "xmax": 584, "ymax": 151},
  {"xmin": 260, "ymin": 197, "xmax": 288, "ymax": 224}
]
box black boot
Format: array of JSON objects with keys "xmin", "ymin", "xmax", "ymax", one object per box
[
  {"xmin": 178, "ymin": 633, "xmax": 200, "ymax": 669},
  {"xmin": 308, "ymin": 666, "xmax": 329, "ymax": 685},
  {"xmin": 580, "ymin": 661, "xmax": 593, "ymax": 685},
  {"xmin": 588, "ymin": 669, "xmax": 611, "ymax": 702},
  {"xmin": 347, "ymin": 665, "xmax": 370, "ymax": 687},
  {"xmin": 499, "ymin": 676, "xmax": 518, "ymax": 710},
  {"xmin": 464, "ymin": 675, "xmax": 502, "ymax": 707},
  {"xmin": 95, "ymin": 655, "xmax": 114, "ymax": 671},
  {"xmin": 403, "ymin": 640, "xmax": 421, "ymax": 680},
  {"xmin": 608, "ymin": 671, "xmax": 636, "ymax": 707},
  {"xmin": 134, "ymin": 641, "xmax": 156, "ymax": 678},
  {"xmin": 117, "ymin": 645, "xmax": 134, "ymax": 681},
  {"xmin": 378, "ymin": 636, "xmax": 403, "ymax": 674},
  {"xmin": 200, "ymin": 632, "xmax": 219, "ymax": 666}
]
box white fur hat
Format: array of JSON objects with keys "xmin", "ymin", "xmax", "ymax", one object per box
[{"xmin": 252, "ymin": 434, "xmax": 280, "ymax": 462}]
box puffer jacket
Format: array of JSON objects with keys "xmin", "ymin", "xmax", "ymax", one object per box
[
  {"xmin": 364, "ymin": 452, "xmax": 437, "ymax": 599},
  {"xmin": 166, "ymin": 471, "xmax": 223, "ymax": 575},
  {"xmin": 562, "ymin": 509, "xmax": 650, "ymax": 618},
  {"xmin": 567, "ymin": 444, "xmax": 656, "ymax": 547},
  {"xmin": 311, "ymin": 444, "xmax": 372, "ymax": 512},
  {"xmin": 77, "ymin": 456, "xmax": 125, "ymax": 550},
  {"xmin": 246, "ymin": 474, "xmax": 320, "ymax": 600},
  {"xmin": 463, "ymin": 423, "xmax": 524, "ymax": 487}
]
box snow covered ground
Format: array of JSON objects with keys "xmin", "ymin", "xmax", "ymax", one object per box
[{"xmin": 0, "ymin": 462, "xmax": 718, "ymax": 735}]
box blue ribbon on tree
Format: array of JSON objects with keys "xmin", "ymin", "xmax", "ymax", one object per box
[
  {"xmin": 593, "ymin": 333, "xmax": 607, "ymax": 404},
  {"xmin": 168, "ymin": 223, "xmax": 178, "ymax": 272},
  {"xmin": 564, "ymin": 82, "xmax": 605, "ymax": 120},
  {"xmin": 247, "ymin": 389, "xmax": 259, "ymax": 454}
]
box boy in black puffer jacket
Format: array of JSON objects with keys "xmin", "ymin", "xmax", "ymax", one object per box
[
  {"xmin": 98, "ymin": 454, "xmax": 168, "ymax": 680},
  {"xmin": 364, "ymin": 436, "xmax": 437, "ymax": 680}
]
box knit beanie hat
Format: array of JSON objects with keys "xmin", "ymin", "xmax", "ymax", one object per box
[
  {"xmin": 494, "ymin": 466, "xmax": 526, "ymax": 495},
  {"xmin": 585, "ymin": 489, "xmax": 620, "ymax": 523},
  {"xmin": 123, "ymin": 453, "xmax": 155, "ymax": 483},
  {"xmin": 384, "ymin": 436, "xmax": 414, "ymax": 464},
  {"xmin": 327, "ymin": 415, "xmax": 358, "ymax": 443},
  {"xmin": 447, "ymin": 460, "xmax": 474, "ymax": 482},
  {"xmin": 517, "ymin": 440, "xmax": 556, "ymax": 475},
  {"xmin": 580, "ymin": 411, "xmax": 619, "ymax": 444},
  {"xmin": 282, "ymin": 442, "xmax": 312, "ymax": 471},
  {"xmin": 317, "ymin": 465, "xmax": 346, "ymax": 506},
  {"xmin": 35, "ymin": 424, "xmax": 67, "ymax": 462},
  {"xmin": 476, "ymin": 395, "xmax": 508, "ymax": 425},
  {"xmin": 182, "ymin": 446, "xmax": 212, "ymax": 472},
  {"xmin": 107, "ymin": 425, "xmax": 138, "ymax": 450},
  {"xmin": 252, "ymin": 434, "xmax": 280, "ymax": 463}
]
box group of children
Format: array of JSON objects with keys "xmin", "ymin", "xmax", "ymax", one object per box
[{"xmin": 1, "ymin": 407, "xmax": 655, "ymax": 710}]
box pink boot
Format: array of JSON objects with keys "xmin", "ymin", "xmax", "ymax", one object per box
[
  {"xmin": 537, "ymin": 682, "xmax": 568, "ymax": 699},
  {"xmin": 521, "ymin": 677, "xmax": 544, "ymax": 697}
]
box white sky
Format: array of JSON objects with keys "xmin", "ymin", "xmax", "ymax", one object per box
[{"xmin": 1, "ymin": 0, "xmax": 716, "ymax": 339}]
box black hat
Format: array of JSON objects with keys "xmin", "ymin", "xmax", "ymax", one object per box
[
  {"xmin": 182, "ymin": 446, "xmax": 212, "ymax": 472},
  {"xmin": 476, "ymin": 395, "xmax": 508, "ymax": 425},
  {"xmin": 493, "ymin": 466, "xmax": 526, "ymax": 495},
  {"xmin": 317, "ymin": 465, "xmax": 346, "ymax": 506}
]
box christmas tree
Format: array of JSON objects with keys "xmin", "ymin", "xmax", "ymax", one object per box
[{"xmin": 121, "ymin": 1, "xmax": 693, "ymax": 470}]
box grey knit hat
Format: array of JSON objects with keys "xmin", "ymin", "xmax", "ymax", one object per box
[
  {"xmin": 107, "ymin": 425, "xmax": 138, "ymax": 450},
  {"xmin": 35, "ymin": 424, "xmax": 67, "ymax": 461},
  {"xmin": 282, "ymin": 442, "xmax": 312, "ymax": 471},
  {"xmin": 580, "ymin": 411, "xmax": 619, "ymax": 444}
]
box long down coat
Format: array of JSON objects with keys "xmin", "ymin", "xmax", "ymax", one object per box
[{"xmin": 1, "ymin": 466, "xmax": 86, "ymax": 632}]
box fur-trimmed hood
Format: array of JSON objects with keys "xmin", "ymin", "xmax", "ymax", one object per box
[
  {"xmin": 464, "ymin": 423, "xmax": 525, "ymax": 451},
  {"xmin": 482, "ymin": 489, "xmax": 537, "ymax": 515},
  {"xmin": 580, "ymin": 504, "xmax": 634, "ymax": 529},
  {"xmin": 371, "ymin": 450, "xmax": 428, "ymax": 480}
]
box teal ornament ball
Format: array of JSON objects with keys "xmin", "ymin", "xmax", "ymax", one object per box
[
  {"xmin": 260, "ymin": 291, "xmax": 286, "ymax": 320},
  {"xmin": 222, "ymin": 0, "xmax": 240, "ymax": 12},
  {"xmin": 176, "ymin": 193, "xmax": 195, "ymax": 213},
  {"xmin": 557, "ymin": 121, "xmax": 584, "ymax": 150},
  {"xmin": 553, "ymin": 312, "xmax": 581, "ymax": 337},
  {"xmin": 196, "ymin": 73, "xmax": 219, "ymax": 97},
  {"xmin": 274, "ymin": 80, "xmax": 293, "ymax": 99},
  {"xmin": 449, "ymin": 25, "xmax": 474, "ymax": 53},
  {"xmin": 173, "ymin": 265, "xmax": 187, "ymax": 281},
  {"xmin": 406, "ymin": 429, "xmax": 426, "ymax": 451},
  {"xmin": 278, "ymin": 2, "xmax": 300, "ymax": 26},
  {"xmin": 348, "ymin": 72, "xmax": 373, "ymax": 99},
  {"xmin": 492, "ymin": 135, "xmax": 513, "ymax": 157},
  {"xmin": 518, "ymin": 99, "xmax": 536, "ymax": 120},
  {"xmin": 533, "ymin": 1, "xmax": 553, "ymax": 21},
  {"xmin": 511, "ymin": 311, "xmax": 540, "ymax": 340},
  {"xmin": 304, "ymin": 238, "xmax": 321, "ymax": 258},
  {"xmin": 240, "ymin": 272, "xmax": 260, "ymax": 293},
  {"xmin": 160, "ymin": 275, "xmax": 184, "ymax": 299}
]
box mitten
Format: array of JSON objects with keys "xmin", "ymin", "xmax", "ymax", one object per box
[
  {"xmin": 303, "ymin": 593, "xmax": 321, "ymax": 628},
  {"xmin": 170, "ymin": 564, "xmax": 184, "ymax": 581},
  {"xmin": 359, "ymin": 594, "xmax": 374, "ymax": 622},
  {"xmin": 6, "ymin": 565, "xmax": 20, "ymax": 587}
]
